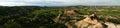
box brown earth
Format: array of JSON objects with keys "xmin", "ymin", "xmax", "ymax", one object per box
[{"xmin": 53, "ymin": 9, "xmax": 120, "ymax": 28}]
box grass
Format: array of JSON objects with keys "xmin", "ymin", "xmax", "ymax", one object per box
[
  {"xmin": 1, "ymin": 6, "xmax": 120, "ymax": 28},
  {"xmin": 74, "ymin": 8, "xmax": 120, "ymax": 17}
]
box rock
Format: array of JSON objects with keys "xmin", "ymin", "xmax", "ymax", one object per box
[
  {"xmin": 105, "ymin": 22, "xmax": 120, "ymax": 28},
  {"xmin": 75, "ymin": 15, "xmax": 106, "ymax": 28},
  {"xmin": 53, "ymin": 9, "xmax": 120, "ymax": 28}
]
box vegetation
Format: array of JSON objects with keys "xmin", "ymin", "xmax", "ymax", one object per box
[{"xmin": 0, "ymin": 6, "xmax": 120, "ymax": 28}]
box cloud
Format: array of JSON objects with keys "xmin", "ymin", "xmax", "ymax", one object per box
[
  {"xmin": 0, "ymin": 2, "xmax": 25, "ymax": 6},
  {"xmin": 0, "ymin": 0, "xmax": 120, "ymax": 6}
]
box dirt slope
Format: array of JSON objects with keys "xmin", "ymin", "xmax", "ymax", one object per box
[{"xmin": 53, "ymin": 9, "xmax": 120, "ymax": 28}]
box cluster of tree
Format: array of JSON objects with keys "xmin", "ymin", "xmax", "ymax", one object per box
[
  {"xmin": 0, "ymin": 6, "xmax": 67, "ymax": 28},
  {"xmin": 0, "ymin": 6, "xmax": 120, "ymax": 28}
]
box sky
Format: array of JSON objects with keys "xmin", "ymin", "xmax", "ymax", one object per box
[{"xmin": 0, "ymin": 0, "xmax": 120, "ymax": 6}]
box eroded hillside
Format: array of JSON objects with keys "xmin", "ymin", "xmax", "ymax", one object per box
[
  {"xmin": 0, "ymin": 6, "xmax": 120, "ymax": 28},
  {"xmin": 54, "ymin": 9, "xmax": 120, "ymax": 28}
]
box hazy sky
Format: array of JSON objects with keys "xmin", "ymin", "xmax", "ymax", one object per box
[{"xmin": 0, "ymin": 0, "xmax": 120, "ymax": 6}]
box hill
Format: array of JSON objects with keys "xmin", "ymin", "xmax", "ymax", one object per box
[{"xmin": 0, "ymin": 6, "xmax": 120, "ymax": 28}]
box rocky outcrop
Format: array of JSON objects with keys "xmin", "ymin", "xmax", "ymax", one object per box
[
  {"xmin": 53, "ymin": 9, "xmax": 120, "ymax": 28},
  {"xmin": 105, "ymin": 22, "xmax": 120, "ymax": 28},
  {"xmin": 75, "ymin": 15, "xmax": 108, "ymax": 28}
]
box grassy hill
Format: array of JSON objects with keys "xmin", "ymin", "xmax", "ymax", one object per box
[{"xmin": 0, "ymin": 6, "xmax": 120, "ymax": 28}]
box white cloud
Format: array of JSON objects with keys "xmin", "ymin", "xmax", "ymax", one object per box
[
  {"xmin": 0, "ymin": 2, "xmax": 26, "ymax": 6},
  {"xmin": 0, "ymin": 0, "xmax": 120, "ymax": 6}
]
